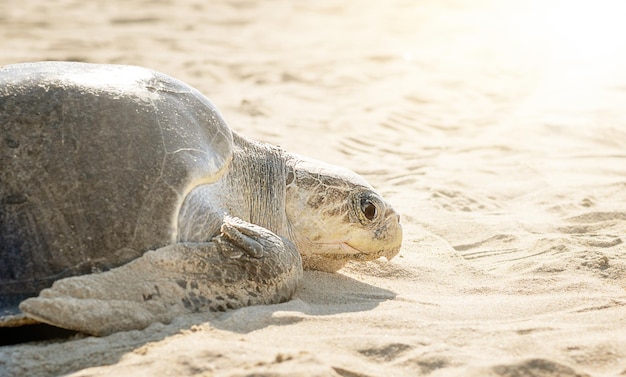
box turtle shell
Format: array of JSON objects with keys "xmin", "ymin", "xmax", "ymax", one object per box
[{"xmin": 0, "ymin": 62, "xmax": 233, "ymax": 318}]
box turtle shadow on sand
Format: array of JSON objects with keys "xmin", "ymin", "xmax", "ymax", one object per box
[
  {"xmin": 209, "ymin": 270, "xmax": 396, "ymax": 334},
  {"xmin": 0, "ymin": 272, "xmax": 394, "ymax": 377}
]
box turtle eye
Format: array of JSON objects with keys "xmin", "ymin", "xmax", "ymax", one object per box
[{"xmin": 360, "ymin": 198, "xmax": 378, "ymax": 221}]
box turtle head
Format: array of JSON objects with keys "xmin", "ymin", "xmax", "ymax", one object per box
[{"xmin": 285, "ymin": 156, "xmax": 402, "ymax": 272}]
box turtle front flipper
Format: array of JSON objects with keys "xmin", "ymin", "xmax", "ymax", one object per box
[{"xmin": 19, "ymin": 217, "xmax": 303, "ymax": 336}]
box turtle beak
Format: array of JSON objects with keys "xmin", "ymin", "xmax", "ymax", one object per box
[{"xmin": 381, "ymin": 211, "xmax": 402, "ymax": 261}]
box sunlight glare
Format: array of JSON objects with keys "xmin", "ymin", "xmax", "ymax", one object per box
[
  {"xmin": 514, "ymin": 0, "xmax": 626, "ymax": 115},
  {"xmin": 538, "ymin": 0, "xmax": 626, "ymax": 62}
]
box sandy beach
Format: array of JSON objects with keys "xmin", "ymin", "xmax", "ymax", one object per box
[{"xmin": 2, "ymin": 0, "xmax": 626, "ymax": 376}]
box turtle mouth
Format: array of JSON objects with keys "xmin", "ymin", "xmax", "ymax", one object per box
[
  {"xmin": 339, "ymin": 242, "xmax": 366, "ymax": 255},
  {"xmin": 316, "ymin": 241, "xmax": 400, "ymax": 262},
  {"xmin": 340, "ymin": 241, "xmax": 401, "ymax": 262}
]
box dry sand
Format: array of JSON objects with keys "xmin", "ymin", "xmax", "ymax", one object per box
[{"xmin": 2, "ymin": 0, "xmax": 626, "ymax": 376}]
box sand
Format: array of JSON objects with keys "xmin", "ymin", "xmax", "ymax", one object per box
[{"xmin": 2, "ymin": 0, "xmax": 626, "ymax": 376}]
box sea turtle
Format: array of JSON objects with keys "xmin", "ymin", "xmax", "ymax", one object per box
[{"xmin": 0, "ymin": 62, "xmax": 402, "ymax": 336}]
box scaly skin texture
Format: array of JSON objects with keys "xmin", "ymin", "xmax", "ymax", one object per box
[
  {"xmin": 19, "ymin": 217, "xmax": 301, "ymax": 336},
  {"xmin": 0, "ymin": 62, "xmax": 402, "ymax": 335}
]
